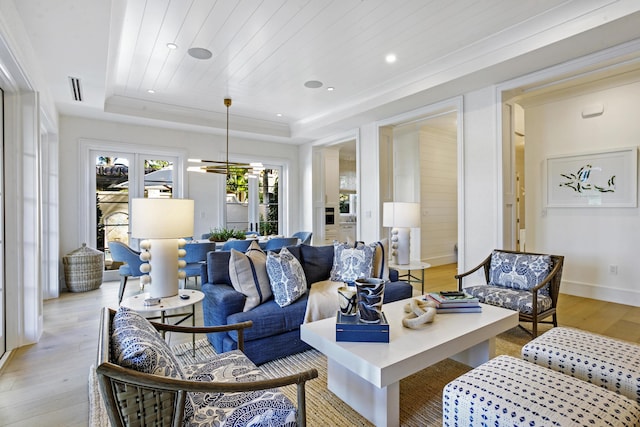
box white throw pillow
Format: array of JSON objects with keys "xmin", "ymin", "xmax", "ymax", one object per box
[
  {"xmin": 266, "ymin": 247, "xmax": 308, "ymax": 307},
  {"xmin": 228, "ymin": 241, "xmax": 272, "ymax": 311}
]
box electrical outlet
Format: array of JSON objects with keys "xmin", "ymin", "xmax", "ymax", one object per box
[{"xmin": 609, "ymin": 265, "xmax": 618, "ymax": 275}]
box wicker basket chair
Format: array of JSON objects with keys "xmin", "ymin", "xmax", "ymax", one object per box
[{"xmin": 97, "ymin": 307, "xmax": 318, "ymax": 427}]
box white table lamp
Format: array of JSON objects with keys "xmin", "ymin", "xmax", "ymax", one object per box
[
  {"xmin": 131, "ymin": 198, "xmax": 194, "ymax": 298},
  {"xmin": 383, "ymin": 202, "xmax": 420, "ymax": 265}
]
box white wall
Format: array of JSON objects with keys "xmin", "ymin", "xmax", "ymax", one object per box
[
  {"xmin": 461, "ymin": 87, "xmax": 501, "ymax": 270},
  {"xmin": 58, "ymin": 116, "xmax": 300, "ymax": 259},
  {"xmin": 525, "ymin": 81, "xmax": 640, "ymax": 306},
  {"xmin": 420, "ymin": 126, "xmax": 457, "ymax": 266}
]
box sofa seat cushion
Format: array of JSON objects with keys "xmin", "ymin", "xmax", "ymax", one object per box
[
  {"xmin": 522, "ymin": 327, "xmax": 640, "ymax": 404},
  {"xmin": 465, "ymin": 284, "xmax": 552, "ymax": 314},
  {"xmin": 184, "ymin": 350, "xmax": 296, "ymax": 427},
  {"xmin": 443, "ymin": 355, "xmax": 640, "ymax": 427},
  {"xmin": 489, "ymin": 250, "xmax": 553, "ymax": 296},
  {"xmin": 226, "ymin": 295, "xmax": 309, "ymax": 343}
]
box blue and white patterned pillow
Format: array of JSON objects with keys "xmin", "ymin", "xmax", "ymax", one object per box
[
  {"xmin": 489, "ymin": 251, "xmax": 552, "ymax": 295},
  {"xmin": 111, "ymin": 306, "xmax": 184, "ymax": 379},
  {"xmin": 229, "ymin": 241, "xmax": 272, "ymax": 312},
  {"xmin": 330, "ymin": 241, "xmax": 375, "ymax": 282},
  {"xmin": 184, "ymin": 350, "xmax": 297, "ymax": 427},
  {"xmin": 266, "ymin": 247, "xmax": 308, "ymax": 307}
]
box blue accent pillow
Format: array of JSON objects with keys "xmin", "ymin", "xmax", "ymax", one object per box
[
  {"xmin": 299, "ymin": 244, "xmax": 334, "ymax": 283},
  {"xmin": 266, "ymin": 247, "xmax": 308, "ymax": 307},
  {"xmin": 330, "ymin": 241, "xmax": 375, "ymax": 282}
]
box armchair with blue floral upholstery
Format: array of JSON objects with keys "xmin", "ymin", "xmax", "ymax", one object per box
[{"xmin": 456, "ymin": 249, "xmax": 564, "ymax": 337}]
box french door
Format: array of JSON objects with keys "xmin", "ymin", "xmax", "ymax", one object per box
[{"xmin": 91, "ymin": 149, "xmax": 180, "ymax": 280}]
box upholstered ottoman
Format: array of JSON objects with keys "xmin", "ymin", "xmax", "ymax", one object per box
[
  {"xmin": 522, "ymin": 326, "xmax": 640, "ymax": 404},
  {"xmin": 443, "ymin": 355, "xmax": 640, "ymax": 427}
]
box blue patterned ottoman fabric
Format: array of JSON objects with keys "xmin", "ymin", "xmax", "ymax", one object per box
[
  {"xmin": 489, "ymin": 250, "xmax": 553, "ymax": 295},
  {"xmin": 464, "ymin": 285, "xmax": 552, "ymax": 314},
  {"xmin": 522, "ymin": 327, "xmax": 640, "ymax": 404},
  {"xmin": 443, "ymin": 355, "xmax": 640, "ymax": 427},
  {"xmin": 183, "ymin": 350, "xmax": 297, "ymax": 427}
]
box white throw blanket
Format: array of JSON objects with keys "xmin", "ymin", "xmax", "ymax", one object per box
[{"xmin": 303, "ymin": 280, "xmax": 346, "ymax": 323}]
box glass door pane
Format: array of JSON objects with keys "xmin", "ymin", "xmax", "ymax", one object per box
[
  {"xmin": 96, "ymin": 155, "xmax": 131, "ymax": 271},
  {"xmin": 259, "ymin": 168, "xmax": 279, "ymax": 235},
  {"xmin": 143, "ymin": 159, "xmax": 174, "ymax": 199},
  {"xmin": 225, "ymin": 166, "xmax": 280, "ymax": 235},
  {"xmin": 226, "ymin": 167, "xmax": 249, "ymax": 232}
]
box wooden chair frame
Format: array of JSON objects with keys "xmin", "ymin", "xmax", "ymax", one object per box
[
  {"xmin": 97, "ymin": 307, "xmax": 318, "ymax": 427},
  {"xmin": 455, "ymin": 249, "xmax": 564, "ymax": 337}
]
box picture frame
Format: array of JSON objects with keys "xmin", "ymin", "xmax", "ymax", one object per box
[{"xmin": 545, "ymin": 146, "xmax": 638, "ymax": 208}]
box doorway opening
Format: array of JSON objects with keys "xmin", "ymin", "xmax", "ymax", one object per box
[{"xmin": 378, "ymin": 103, "xmax": 461, "ymax": 268}]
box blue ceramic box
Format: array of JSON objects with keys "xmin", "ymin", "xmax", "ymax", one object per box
[{"xmin": 335, "ymin": 312, "xmax": 389, "ymax": 343}]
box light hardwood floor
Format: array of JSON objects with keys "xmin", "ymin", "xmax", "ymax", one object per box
[{"xmin": 0, "ymin": 265, "xmax": 639, "ymax": 426}]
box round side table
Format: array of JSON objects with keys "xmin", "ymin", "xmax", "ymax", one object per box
[
  {"xmin": 120, "ymin": 289, "xmax": 204, "ymax": 354},
  {"xmin": 388, "ymin": 261, "xmax": 431, "ymax": 295}
]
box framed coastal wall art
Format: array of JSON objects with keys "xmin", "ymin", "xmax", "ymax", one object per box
[{"xmin": 545, "ymin": 146, "xmax": 638, "ymax": 208}]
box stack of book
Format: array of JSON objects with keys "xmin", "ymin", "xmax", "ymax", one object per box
[{"xmin": 425, "ymin": 291, "xmax": 481, "ymax": 313}]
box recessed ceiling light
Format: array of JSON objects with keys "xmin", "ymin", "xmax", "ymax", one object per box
[
  {"xmin": 385, "ymin": 53, "xmax": 397, "ymax": 63},
  {"xmin": 188, "ymin": 47, "xmax": 213, "ymax": 60},
  {"xmin": 166, "ymin": 42, "xmax": 178, "ymax": 50},
  {"xmin": 304, "ymin": 80, "xmax": 323, "ymax": 89},
  {"xmin": 147, "ymin": 89, "xmax": 155, "ymax": 94},
  {"xmin": 276, "ymin": 113, "xmax": 283, "ymax": 117},
  {"xmin": 327, "ymin": 86, "xmax": 335, "ymax": 91}
]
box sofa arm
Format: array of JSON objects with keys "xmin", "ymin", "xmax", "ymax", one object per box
[
  {"xmin": 202, "ymin": 283, "xmax": 246, "ymax": 352},
  {"xmin": 202, "ymin": 283, "xmax": 245, "ymax": 320},
  {"xmin": 389, "ymin": 268, "xmax": 399, "ymax": 282},
  {"xmin": 200, "ymin": 262, "xmax": 208, "ymax": 284}
]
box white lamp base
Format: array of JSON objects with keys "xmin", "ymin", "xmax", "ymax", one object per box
[
  {"xmin": 391, "ymin": 227, "xmax": 411, "ymax": 265},
  {"xmin": 148, "ymin": 239, "xmax": 180, "ymax": 298}
]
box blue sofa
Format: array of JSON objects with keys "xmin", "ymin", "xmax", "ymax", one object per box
[{"xmin": 201, "ymin": 244, "xmax": 413, "ymax": 364}]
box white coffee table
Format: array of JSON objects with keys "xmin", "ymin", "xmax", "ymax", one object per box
[{"xmin": 300, "ymin": 298, "xmax": 518, "ymax": 427}]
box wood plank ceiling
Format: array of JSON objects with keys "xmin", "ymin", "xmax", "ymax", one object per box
[{"xmin": 12, "ymin": 0, "xmax": 640, "ymax": 142}]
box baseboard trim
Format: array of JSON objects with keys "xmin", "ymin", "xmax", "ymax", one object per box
[
  {"xmin": 561, "ymin": 280, "xmax": 640, "ymax": 307},
  {"xmin": 0, "ymin": 349, "xmax": 15, "ymax": 375}
]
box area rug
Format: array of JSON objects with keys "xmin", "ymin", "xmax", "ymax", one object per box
[{"xmin": 89, "ymin": 326, "xmax": 534, "ymax": 426}]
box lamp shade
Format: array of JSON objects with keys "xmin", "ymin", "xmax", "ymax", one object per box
[
  {"xmin": 131, "ymin": 198, "xmax": 195, "ymax": 239},
  {"xmin": 383, "ymin": 202, "xmax": 420, "ymax": 228}
]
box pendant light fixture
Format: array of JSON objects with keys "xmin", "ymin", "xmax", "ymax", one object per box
[{"xmin": 188, "ymin": 98, "xmax": 263, "ymax": 175}]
